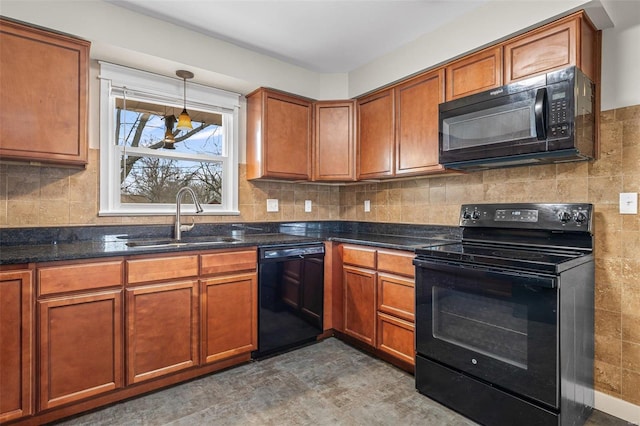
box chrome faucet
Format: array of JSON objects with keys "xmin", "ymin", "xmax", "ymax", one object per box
[{"xmin": 175, "ymin": 187, "xmax": 204, "ymax": 240}]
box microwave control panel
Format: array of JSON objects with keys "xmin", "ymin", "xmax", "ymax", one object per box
[{"xmin": 549, "ymin": 92, "xmax": 569, "ymax": 138}]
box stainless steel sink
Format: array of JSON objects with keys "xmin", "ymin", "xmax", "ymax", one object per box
[{"xmin": 125, "ymin": 236, "xmax": 239, "ymax": 248}]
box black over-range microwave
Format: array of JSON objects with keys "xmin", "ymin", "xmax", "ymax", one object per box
[{"xmin": 439, "ymin": 66, "xmax": 596, "ymax": 171}]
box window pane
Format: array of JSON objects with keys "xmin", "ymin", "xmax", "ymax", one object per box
[
  {"xmin": 115, "ymin": 98, "xmax": 224, "ymax": 156},
  {"xmin": 121, "ymin": 155, "xmax": 223, "ymax": 205}
]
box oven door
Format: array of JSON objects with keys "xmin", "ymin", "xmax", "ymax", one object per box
[{"xmin": 415, "ymin": 259, "xmax": 558, "ymax": 409}]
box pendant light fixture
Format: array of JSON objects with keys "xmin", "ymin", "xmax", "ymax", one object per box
[
  {"xmin": 176, "ymin": 70, "xmax": 194, "ymax": 131},
  {"xmin": 163, "ymin": 114, "xmax": 177, "ymax": 149}
]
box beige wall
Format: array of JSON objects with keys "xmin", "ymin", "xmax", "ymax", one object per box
[{"xmin": 0, "ymin": 105, "xmax": 638, "ymax": 407}]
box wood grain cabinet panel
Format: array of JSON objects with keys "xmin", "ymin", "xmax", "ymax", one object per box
[
  {"xmin": 201, "ymin": 273, "xmax": 257, "ymax": 364},
  {"xmin": 38, "ymin": 260, "xmax": 123, "ymax": 296},
  {"xmin": 313, "ymin": 100, "xmax": 356, "ymax": 181},
  {"xmin": 343, "ymin": 266, "xmax": 377, "ymax": 346},
  {"xmin": 377, "ymin": 249, "xmax": 415, "ymax": 278},
  {"xmin": 0, "ymin": 18, "xmax": 89, "ymax": 166},
  {"xmin": 0, "ymin": 270, "xmax": 33, "ymax": 423},
  {"xmin": 504, "ymin": 12, "xmax": 598, "ymax": 83},
  {"xmin": 342, "ymin": 245, "xmax": 376, "ymax": 269},
  {"xmin": 127, "ymin": 255, "xmax": 198, "ymax": 285},
  {"xmin": 126, "ymin": 280, "xmax": 199, "ymax": 384},
  {"xmin": 357, "ymin": 89, "xmax": 395, "ymax": 179},
  {"xmin": 38, "ymin": 290, "xmax": 123, "ymax": 410},
  {"xmin": 200, "ymin": 249, "xmax": 256, "ymax": 276},
  {"xmin": 246, "ymin": 88, "xmax": 312, "ymax": 180},
  {"xmin": 445, "ymin": 46, "xmax": 502, "ymax": 100},
  {"xmin": 377, "ymin": 273, "xmax": 415, "ymax": 323},
  {"xmin": 395, "ymin": 69, "xmax": 446, "ymax": 175},
  {"xmin": 376, "ymin": 312, "xmax": 415, "ymax": 365}
]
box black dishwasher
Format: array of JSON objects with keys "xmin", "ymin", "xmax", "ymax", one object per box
[{"xmin": 253, "ymin": 243, "xmax": 325, "ymax": 359}]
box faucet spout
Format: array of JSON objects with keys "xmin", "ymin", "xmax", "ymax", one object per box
[{"xmin": 175, "ymin": 187, "xmax": 203, "ymax": 240}]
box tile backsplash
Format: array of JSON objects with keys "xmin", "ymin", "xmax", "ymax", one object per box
[{"xmin": 1, "ymin": 104, "xmax": 638, "ymax": 405}]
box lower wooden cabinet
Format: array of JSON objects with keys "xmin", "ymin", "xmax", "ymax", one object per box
[
  {"xmin": 340, "ymin": 244, "xmax": 416, "ymax": 368},
  {"xmin": 201, "ymin": 273, "xmax": 257, "ymax": 364},
  {"xmin": 126, "ymin": 280, "xmax": 199, "ymax": 384},
  {"xmin": 343, "ymin": 265, "xmax": 377, "ymax": 346},
  {"xmin": 38, "ymin": 290, "xmax": 123, "ymax": 410},
  {"xmin": 36, "ymin": 259, "xmax": 124, "ymax": 411},
  {"xmin": 0, "ymin": 269, "xmax": 33, "ymax": 423}
]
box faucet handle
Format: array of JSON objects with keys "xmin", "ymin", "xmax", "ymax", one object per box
[{"xmin": 179, "ymin": 219, "xmax": 196, "ymax": 233}]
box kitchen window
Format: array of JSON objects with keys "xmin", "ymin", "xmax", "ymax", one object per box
[{"xmin": 98, "ymin": 62, "xmax": 241, "ymax": 216}]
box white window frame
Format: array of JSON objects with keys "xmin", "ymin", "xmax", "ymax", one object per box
[{"xmin": 98, "ymin": 62, "xmax": 240, "ymax": 216}]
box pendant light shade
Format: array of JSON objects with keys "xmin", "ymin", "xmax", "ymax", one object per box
[
  {"xmin": 176, "ymin": 70, "xmax": 194, "ymax": 131},
  {"xmin": 163, "ymin": 114, "xmax": 177, "ymax": 149}
]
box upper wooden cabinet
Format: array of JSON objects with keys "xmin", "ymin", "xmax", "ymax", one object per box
[
  {"xmin": 358, "ymin": 69, "xmax": 446, "ymax": 179},
  {"xmin": 0, "ymin": 18, "xmax": 89, "ymax": 166},
  {"xmin": 504, "ymin": 11, "xmax": 599, "ymax": 83},
  {"xmin": 395, "ymin": 69, "xmax": 446, "ymax": 175},
  {"xmin": 246, "ymin": 88, "xmax": 312, "ymax": 180},
  {"xmin": 445, "ymin": 46, "xmax": 502, "ymax": 101},
  {"xmin": 357, "ymin": 89, "xmax": 395, "ymax": 179},
  {"xmin": 313, "ymin": 100, "xmax": 356, "ymax": 181}
]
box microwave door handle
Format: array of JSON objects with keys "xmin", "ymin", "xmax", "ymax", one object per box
[{"xmin": 534, "ymin": 88, "xmax": 548, "ymax": 140}]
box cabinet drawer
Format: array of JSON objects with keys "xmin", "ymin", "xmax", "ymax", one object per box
[
  {"xmin": 376, "ymin": 312, "xmax": 415, "ymax": 366},
  {"xmin": 377, "ymin": 249, "xmax": 415, "ymax": 277},
  {"xmin": 127, "ymin": 255, "xmax": 198, "ymax": 285},
  {"xmin": 342, "ymin": 245, "xmax": 376, "ymax": 269},
  {"xmin": 377, "ymin": 273, "xmax": 414, "ymax": 322},
  {"xmin": 200, "ymin": 249, "xmax": 257, "ymax": 276},
  {"xmin": 38, "ymin": 261, "xmax": 123, "ymax": 296}
]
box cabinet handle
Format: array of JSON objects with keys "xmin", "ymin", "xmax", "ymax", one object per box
[{"xmin": 534, "ymin": 88, "xmax": 547, "ymax": 140}]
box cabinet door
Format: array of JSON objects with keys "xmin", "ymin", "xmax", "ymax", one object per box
[
  {"xmin": 395, "ymin": 69, "xmax": 446, "ymax": 175},
  {"xmin": 38, "ymin": 290, "xmax": 123, "ymax": 410},
  {"xmin": 504, "ymin": 17, "xmax": 577, "ymax": 83},
  {"xmin": 201, "ymin": 273, "xmax": 257, "ymax": 364},
  {"xmin": 313, "ymin": 100, "xmax": 356, "ymax": 181},
  {"xmin": 0, "ymin": 19, "xmax": 89, "ymax": 166},
  {"xmin": 246, "ymin": 88, "xmax": 312, "ymax": 180},
  {"xmin": 357, "ymin": 89, "xmax": 395, "ymax": 179},
  {"xmin": 0, "ymin": 270, "xmax": 33, "ymax": 422},
  {"xmin": 343, "ymin": 266, "xmax": 376, "ymax": 345},
  {"xmin": 445, "ymin": 46, "xmax": 502, "ymax": 100},
  {"xmin": 377, "ymin": 312, "xmax": 415, "ymax": 365},
  {"xmin": 126, "ymin": 280, "xmax": 199, "ymax": 384}
]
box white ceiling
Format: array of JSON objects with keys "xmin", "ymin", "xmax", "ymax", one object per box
[{"xmin": 107, "ymin": 0, "xmax": 488, "ymax": 73}]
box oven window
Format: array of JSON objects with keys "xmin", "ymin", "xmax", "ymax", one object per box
[
  {"xmin": 433, "ymin": 287, "xmax": 528, "ymax": 369},
  {"xmin": 442, "ymin": 100, "xmax": 535, "ymax": 151}
]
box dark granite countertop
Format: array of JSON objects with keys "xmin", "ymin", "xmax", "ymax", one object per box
[{"xmin": 0, "ymin": 221, "xmax": 460, "ymax": 265}]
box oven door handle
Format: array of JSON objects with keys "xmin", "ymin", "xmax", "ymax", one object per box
[{"xmin": 414, "ymin": 259, "xmax": 556, "ymax": 289}]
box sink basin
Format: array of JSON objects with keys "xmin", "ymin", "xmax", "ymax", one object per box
[{"xmin": 125, "ymin": 236, "xmax": 239, "ymax": 248}]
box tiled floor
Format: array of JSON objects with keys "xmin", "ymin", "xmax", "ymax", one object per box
[{"xmin": 55, "ymin": 338, "xmax": 634, "ymax": 426}]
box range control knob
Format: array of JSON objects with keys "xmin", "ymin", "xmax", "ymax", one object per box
[
  {"xmin": 471, "ymin": 210, "xmax": 481, "ymax": 220},
  {"xmin": 574, "ymin": 211, "xmax": 588, "ymax": 224},
  {"xmin": 558, "ymin": 210, "xmax": 572, "ymax": 223},
  {"xmin": 462, "ymin": 209, "xmax": 472, "ymax": 220}
]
